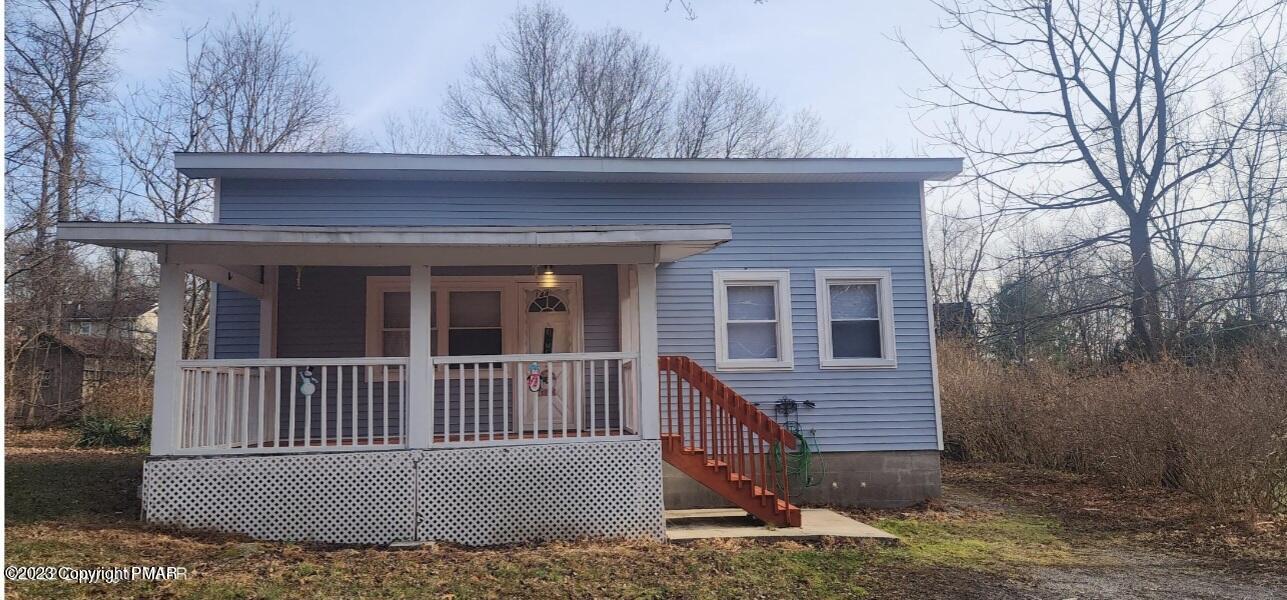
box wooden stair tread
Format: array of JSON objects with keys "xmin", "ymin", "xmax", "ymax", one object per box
[{"xmin": 751, "ymin": 486, "xmax": 776, "ymax": 499}]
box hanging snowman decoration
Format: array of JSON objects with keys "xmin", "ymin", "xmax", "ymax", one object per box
[{"xmin": 299, "ymin": 367, "xmax": 318, "ymax": 400}]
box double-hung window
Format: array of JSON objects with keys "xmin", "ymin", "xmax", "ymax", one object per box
[
  {"xmin": 713, "ymin": 270, "xmax": 794, "ymax": 371},
  {"xmin": 446, "ymin": 290, "xmax": 503, "ymax": 356},
  {"xmin": 815, "ymin": 268, "xmax": 897, "ymax": 368},
  {"xmin": 366, "ymin": 277, "xmax": 412, "ymax": 357}
]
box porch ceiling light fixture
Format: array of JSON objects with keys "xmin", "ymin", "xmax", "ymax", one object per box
[{"xmin": 534, "ymin": 265, "xmax": 558, "ymax": 288}]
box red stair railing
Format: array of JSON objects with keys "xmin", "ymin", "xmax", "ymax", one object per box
[{"xmin": 658, "ymin": 356, "xmax": 798, "ymax": 518}]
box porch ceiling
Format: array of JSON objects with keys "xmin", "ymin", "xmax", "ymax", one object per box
[{"xmin": 55, "ymin": 222, "xmax": 732, "ymax": 266}]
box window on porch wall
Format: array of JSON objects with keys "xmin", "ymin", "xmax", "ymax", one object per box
[
  {"xmin": 447, "ymin": 291, "xmax": 501, "ymax": 356},
  {"xmin": 368, "ymin": 281, "xmax": 511, "ymax": 359},
  {"xmin": 381, "ymin": 291, "xmax": 411, "ymax": 356}
]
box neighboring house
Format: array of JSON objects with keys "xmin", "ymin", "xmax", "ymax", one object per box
[
  {"xmin": 62, "ymin": 300, "xmax": 158, "ymax": 348},
  {"xmin": 59, "ymin": 152, "xmax": 961, "ymax": 545}
]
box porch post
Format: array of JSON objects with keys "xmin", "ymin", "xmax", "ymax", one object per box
[
  {"xmin": 152, "ymin": 260, "xmax": 185, "ymax": 455},
  {"xmin": 257, "ymin": 266, "xmax": 277, "ymax": 358},
  {"xmin": 408, "ymin": 265, "xmax": 433, "ymax": 448},
  {"xmin": 636, "ymin": 263, "xmax": 660, "ymax": 440}
]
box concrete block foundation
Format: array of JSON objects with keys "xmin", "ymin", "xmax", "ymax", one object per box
[{"xmin": 663, "ymin": 450, "xmax": 941, "ymax": 510}]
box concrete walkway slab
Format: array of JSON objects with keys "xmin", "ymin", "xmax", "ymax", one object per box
[{"xmin": 665, "ymin": 508, "xmax": 899, "ymax": 543}]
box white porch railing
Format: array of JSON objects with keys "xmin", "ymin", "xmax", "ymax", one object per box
[
  {"xmin": 175, "ymin": 357, "xmax": 408, "ymax": 455},
  {"xmin": 170, "ymin": 352, "xmax": 639, "ymax": 455},
  {"xmin": 428, "ymin": 352, "xmax": 640, "ymax": 447}
]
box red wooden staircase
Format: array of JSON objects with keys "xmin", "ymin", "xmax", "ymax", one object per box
[{"xmin": 659, "ymin": 356, "xmax": 802, "ymax": 528}]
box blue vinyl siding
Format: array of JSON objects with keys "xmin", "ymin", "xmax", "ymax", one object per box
[
  {"xmin": 213, "ymin": 284, "xmax": 260, "ymax": 358},
  {"xmin": 214, "ymin": 179, "xmax": 937, "ymax": 452}
]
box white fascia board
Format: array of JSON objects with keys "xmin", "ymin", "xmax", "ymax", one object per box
[
  {"xmin": 174, "ymin": 153, "xmax": 964, "ymax": 182},
  {"xmin": 55, "ymin": 222, "xmax": 731, "ymax": 265},
  {"xmin": 56, "ymin": 222, "xmax": 732, "ymax": 248}
]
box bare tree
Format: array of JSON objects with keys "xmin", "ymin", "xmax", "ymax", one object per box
[
  {"xmin": 5, "ymin": 0, "xmax": 145, "ymax": 325},
  {"xmin": 379, "ymin": 108, "xmax": 452, "ymax": 154},
  {"xmin": 114, "ymin": 10, "xmax": 349, "ymax": 223},
  {"xmin": 112, "ymin": 9, "xmax": 348, "ymax": 358},
  {"xmin": 663, "ymin": 0, "xmax": 768, "ymax": 20},
  {"xmin": 777, "ymin": 109, "xmax": 846, "ymax": 158},
  {"xmin": 909, "ymin": 0, "xmax": 1286, "ymax": 359},
  {"xmin": 671, "ymin": 65, "xmax": 781, "ymax": 158},
  {"xmin": 1225, "ymin": 48, "xmax": 1287, "ymax": 325},
  {"xmin": 444, "ymin": 2, "xmax": 575, "ymax": 156},
  {"xmin": 439, "ymin": 3, "xmax": 838, "ymax": 160},
  {"xmin": 112, "ymin": 33, "xmax": 214, "ymax": 224},
  {"xmin": 201, "ymin": 13, "xmax": 350, "ymax": 153},
  {"xmin": 928, "ymin": 173, "xmax": 1006, "ymax": 308},
  {"xmin": 570, "ymin": 28, "xmax": 673, "ymax": 157}
]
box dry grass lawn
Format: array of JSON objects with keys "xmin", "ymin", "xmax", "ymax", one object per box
[{"xmin": 5, "ymin": 430, "xmax": 1284, "ymax": 599}]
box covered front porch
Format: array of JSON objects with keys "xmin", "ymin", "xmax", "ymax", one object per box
[
  {"xmin": 59, "ymin": 222, "xmax": 732, "ymax": 457},
  {"xmin": 183, "ymin": 263, "xmax": 647, "ymax": 455}
]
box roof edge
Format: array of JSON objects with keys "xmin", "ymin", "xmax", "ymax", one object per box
[
  {"xmin": 174, "ymin": 153, "xmax": 963, "ymax": 182},
  {"xmin": 56, "ymin": 221, "xmax": 733, "ymax": 247}
]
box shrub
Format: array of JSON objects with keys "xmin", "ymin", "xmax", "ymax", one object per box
[
  {"xmin": 939, "ymin": 339, "xmax": 1287, "ymax": 519},
  {"xmin": 83, "ymin": 376, "xmax": 151, "ymax": 421},
  {"xmin": 73, "ymin": 415, "xmax": 150, "ymax": 448}
]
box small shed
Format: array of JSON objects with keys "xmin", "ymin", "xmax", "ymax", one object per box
[
  {"xmin": 58, "ymin": 333, "xmax": 152, "ymax": 388},
  {"xmin": 8, "ymin": 334, "xmax": 87, "ymax": 426},
  {"xmin": 7, "ymin": 333, "xmax": 151, "ymax": 426}
]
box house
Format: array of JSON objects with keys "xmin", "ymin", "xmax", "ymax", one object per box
[
  {"xmin": 57, "ymin": 152, "xmax": 961, "ymax": 545},
  {"xmin": 61, "ymin": 299, "xmax": 158, "ymax": 348}
]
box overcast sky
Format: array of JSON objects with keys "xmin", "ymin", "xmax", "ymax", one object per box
[{"xmin": 111, "ymin": 1, "xmax": 968, "ymax": 156}]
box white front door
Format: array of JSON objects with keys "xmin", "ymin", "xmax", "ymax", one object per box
[{"xmin": 517, "ymin": 285, "xmax": 581, "ymax": 433}]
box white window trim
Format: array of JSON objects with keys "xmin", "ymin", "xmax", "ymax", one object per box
[
  {"xmin": 713, "ymin": 269, "xmax": 794, "ymax": 372},
  {"xmin": 815, "ymin": 268, "xmax": 897, "ymax": 369},
  {"xmin": 364, "ymin": 276, "xmax": 411, "ymax": 359}
]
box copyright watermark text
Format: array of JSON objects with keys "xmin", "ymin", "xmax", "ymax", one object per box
[{"xmin": 5, "ymin": 565, "xmax": 188, "ymax": 584}]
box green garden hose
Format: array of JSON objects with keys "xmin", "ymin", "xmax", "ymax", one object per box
[{"xmin": 771, "ymin": 426, "xmax": 823, "ymax": 488}]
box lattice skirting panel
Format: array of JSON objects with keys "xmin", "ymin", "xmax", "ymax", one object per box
[
  {"xmin": 142, "ymin": 451, "xmax": 418, "ymax": 544},
  {"xmin": 141, "ymin": 441, "xmax": 664, "ymax": 546},
  {"xmin": 415, "ymin": 440, "xmax": 665, "ymax": 545}
]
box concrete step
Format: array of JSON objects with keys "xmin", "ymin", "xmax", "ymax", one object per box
[{"xmin": 664, "ymin": 508, "xmax": 900, "ymax": 543}]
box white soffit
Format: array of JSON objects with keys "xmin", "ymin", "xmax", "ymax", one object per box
[
  {"xmin": 55, "ymin": 222, "xmax": 732, "ymax": 265},
  {"xmin": 174, "ymin": 152, "xmax": 964, "ymax": 183}
]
